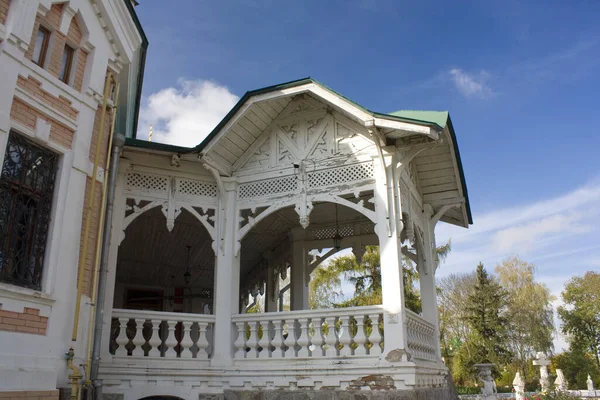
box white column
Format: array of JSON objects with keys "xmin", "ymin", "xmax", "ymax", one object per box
[
  {"xmin": 420, "ymin": 206, "xmax": 441, "ymax": 359},
  {"xmin": 99, "ymin": 169, "xmax": 128, "ymax": 359},
  {"xmin": 210, "ymin": 180, "xmax": 240, "ymax": 368},
  {"xmin": 373, "ymin": 155, "xmax": 408, "ymax": 361},
  {"xmin": 290, "ymin": 228, "xmax": 309, "ymax": 311},
  {"xmin": 265, "ymin": 258, "xmax": 279, "ymax": 313}
]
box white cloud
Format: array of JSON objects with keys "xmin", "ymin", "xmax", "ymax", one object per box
[
  {"xmin": 449, "ymin": 68, "xmax": 493, "ymax": 98},
  {"xmin": 437, "ymin": 183, "xmax": 600, "ymax": 246},
  {"xmin": 137, "ymin": 79, "xmax": 239, "ymax": 147},
  {"xmin": 491, "ymin": 213, "xmax": 592, "ymax": 253}
]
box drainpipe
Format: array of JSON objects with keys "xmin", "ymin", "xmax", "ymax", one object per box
[{"xmin": 90, "ymin": 133, "xmax": 126, "ymax": 399}]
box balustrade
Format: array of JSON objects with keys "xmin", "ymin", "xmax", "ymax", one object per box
[
  {"xmin": 405, "ymin": 310, "xmax": 437, "ymax": 361},
  {"xmin": 232, "ymin": 306, "xmax": 384, "ymax": 359},
  {"xmin": 110, "ymin": 309, "xmax": 215, "ymax": 359},
  {"xmin": 109, "ymin": 307, "xmax": 437, "ymax": 363}
]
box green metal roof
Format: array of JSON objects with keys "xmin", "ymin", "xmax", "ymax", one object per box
[
  {"xmin": 387, "ymin": 110, "xmax": 449, "ymax": 129},
  {"xmin": 125, "ymin": 137, "xmax": 192, "ymax": 153},
  {"xmin": 125, "ymin": 77, "xmax": 472, "ymax": 225}
]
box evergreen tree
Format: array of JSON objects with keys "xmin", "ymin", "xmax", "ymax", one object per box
[{"xmin": 458, "ymin": 263, "xmax": 511, "ymax": 380}]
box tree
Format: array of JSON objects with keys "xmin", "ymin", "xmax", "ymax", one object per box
[
  {"xmin": 333, "ymin": 246, "xmax": 383, "ymax": 308},
  {"xmin": 309, "ymin": 263, "xmax": 343, "ymax": 309},
  {"xmin": 438, "ymin": 272, "xmax": 477, "ymax": 359},
  {"xmin": 308, "ymin": 241, "xmax": 452, "ymax": 312},
  {"xmin": 552, "ymin": 344, "xmax": 600, "ymax": 390},
  {"xmin": 495, "ymin": 256, "xmax": 555, "ymax": 381},
  {"xmin": 455, "ymin": 263, "xmax": 510, "ymax": 382},
  {"xmin": 558, "ymin": 271, "xmax": 600, "ymax": 368}
]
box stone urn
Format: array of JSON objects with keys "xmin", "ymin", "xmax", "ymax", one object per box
[{"xmin": 474, "ymin": 363, "xmax": 497, "ymax": 400}]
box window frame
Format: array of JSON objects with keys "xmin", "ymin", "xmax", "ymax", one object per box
[
  {"xmin": 32, "ymin": 26, "xmax": 51, "ymax": 68},
  {"xmin": 0, "ymin": 131, "xmax": 59, "ymax": 290},
  {"xmin": 59, "ymin": 44, "xmax": 75, "ymax": 84}
]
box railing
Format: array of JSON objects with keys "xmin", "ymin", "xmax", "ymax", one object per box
[
  {"xmin": 406, "ymin": 309, "xmax": 437, "ymax": 361},
  {"xmin": 232, "ymin": 306, "xmax": 384, "ymax": 359},
  {"xmin": 110, "ymin": 309, "xmax": 215, "ymax": 359}
]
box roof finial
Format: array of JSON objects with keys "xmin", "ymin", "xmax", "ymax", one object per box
[{"xmin": 149, "ymin": 124, "xmax": 153, "ymax": 142}]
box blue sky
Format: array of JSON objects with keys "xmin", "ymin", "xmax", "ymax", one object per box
[{"xmin": 134, "ymin": 1, "xmax": 600, "ymax": 351}]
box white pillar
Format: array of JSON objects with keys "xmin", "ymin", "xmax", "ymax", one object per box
[
  {"xmin": 420, "ymin": 206, "xmax": 442, "ymax": 359},
  {"xmin": 99, "ymin": 169, "xmax": 128, "ymax": 359},
  {"xmin": 210, "ymin": 180, "xmax": 240, "ymax": 368},
  {"xmin": 290, "ymin": 228, "xmax": 309, "ymax": 311},
  {"xmin": 373, "ymin": 155, "xmax": 408, "ymax": 361}
]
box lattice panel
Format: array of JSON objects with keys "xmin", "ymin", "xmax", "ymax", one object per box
[
  {"xmin": 310, "ymin": 224, "xmax": 355, "ymax": 240},
  {"xmin": 126, "ymin": 172, "xmax": 168, "ymax": 193},
  {"xmin": 308, "ymin": 162, "xmax": 374, "ymax": 189},
  {"xmin": 239, "ymin": 176, "xmax": 298, "ymax": 199},
  {"xmin": 360, "ymin": 222, "xmax": 375, "ymax": 235},
  {"xmin": 176, "ymin": 179, "xmax": 218, "ymax": 198}
]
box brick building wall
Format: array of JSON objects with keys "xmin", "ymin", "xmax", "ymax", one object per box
[
  {"xmin": 0, "ymin": 0, "xmax": 10, "ymax": 25},
  {"xmin": 0, "ymin": 0, "xmax": 144, "ymax": 395},
  {"xmin": 0, "ymin": 390, "xmax": 59, "ymax": 400}
]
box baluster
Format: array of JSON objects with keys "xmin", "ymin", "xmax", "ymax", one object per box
[
  {"xmin": 233, "ymin": 321, "xmax": 247, "ymax": 359},
  {"xmin": 368, "ymin": 313, "xmax": 383, "ymax": 356},
  {"xmin": 282, "ymin": 319, "xmax": 294, "ymax": 357},
  {"xmin": 197, "ymin": 321, "xmax": 210, "ymax": 358},
  {"xmin": 353, "ymin": 315, "xmax": 367, "ymax": 356},
  {"xmin": 338, "ymin": 315, "xmax": 352, "ymax": 357},
  {"xmin": 258, "ymin": 319, "xmax": 271, "ymax": 359},
  {"xmin": 115, "ymin": 317, "xmax": 130, "ymax": 357},
  {"xmin": 246, "ymin": 321, "xmax": 259, "ymax": 358},
  {"xmin": 311, "ymin": 317, "xmax": 324, "ymax": 358},
  {"xmin": 180, "ymin": 321, "xmax": 194, "ymax": 358},
  {"xmin": 323, "ymin": 316, "xmax": 337, "ymax": 357},
  {"xmin": 271, "ymin": 319, "xmax": 284, "ymax": 358},
  {"xmin": 165, "ymin": 320, "xmax": 179, "ymax": 358},
  {"xmin": 148, "ymin": 319, "xmax": 162, "ymax": 357},
  {"xmin": 296, "ymin": 317, "xmax": 310, "ymax": 357},
  {"xmin": 132, "ymin": 318, "xmax": 146, "ymax": 357}
]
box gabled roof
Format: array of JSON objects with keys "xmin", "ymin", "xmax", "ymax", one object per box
[
  {"xmin": 126, "ymin": 77, "xmax": 472, "ymax": 226},
  {"xmin": 188, "ymin": 77, "xmax": 446, "ymax": 154}
]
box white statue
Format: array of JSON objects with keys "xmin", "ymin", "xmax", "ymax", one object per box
[
  {"xmin": 533, "ymin": 352, "xmax": 551, "ymax": 393},
  {"xmin": 513, "ymin": 372, "xmax": 525, "ymax": 400},
  {"xmin": 203, "ymin": 304, "xmax": 210, "ymax": 315},
  {"xmin": 554, "ymin": 369, "xmax": 567, "ymax": 391},
  {"xmin": 588, "ymin": 374, "xmax": 595, "ymax": 391},
  {"xmin": 474, "ymin": 364, "xmax": 497, "ymax": 400}
]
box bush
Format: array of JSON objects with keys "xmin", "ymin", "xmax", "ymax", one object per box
[
  {"xmin": 455, "ymin": 386, "xmax": 480, "ymax": 395},
  {"xmin": 526, "ymin": 391, "xmax": 583, "ymax": 400}
]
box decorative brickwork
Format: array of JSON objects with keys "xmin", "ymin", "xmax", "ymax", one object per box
[
  {"xmin": 0, "ymin": 390, "xmax": 58, "ymax": 399},
  {"xmin": 77, "ymin": 176, "xmax": 103, "ymax": 297},
  {"xmin": 25, "ymin": 4, "xmax": 62, "ymax": 64},
  {"xmin": 88, "ymin": 105, "xmax": 112, "ymax": 167},
  {"xmin": 16, "ymin": 75, "xmax": 78, "ymax": 120},
  {"xmin": 73, "ymin": 50, "xmax": 87, "ymax": 92},
  {"xmin": 66, "ymin": 17, "xmax": 82, "ymax": 46},
  {"xmin": 10, "ymin": 98, "xmax": 74, "ymax": 148},
  {"xmin": 0, "ymin": 307, "xmax": 48, "ymax": 335},
  {"xmin": 25, "ymin": 4, "xmax": 87, "ymax": 92},
  {"xmin": 0, "ymin": 0, "xmax": 11, "ymax": 25}
]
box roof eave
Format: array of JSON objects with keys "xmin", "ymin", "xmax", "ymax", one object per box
[{"xmin": 446, "ymin": 115, "xmax": 473, "ymax": 225}]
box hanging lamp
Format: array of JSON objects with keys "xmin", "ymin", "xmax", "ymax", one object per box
[{"xmin": 333, "ymin": 203, "xmax": 342, "ymax": 250}]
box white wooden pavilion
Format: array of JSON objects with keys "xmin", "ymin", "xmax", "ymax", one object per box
[{"xmin": 98, "ymin": 78, "xmax": 472, "ymax": 400}]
